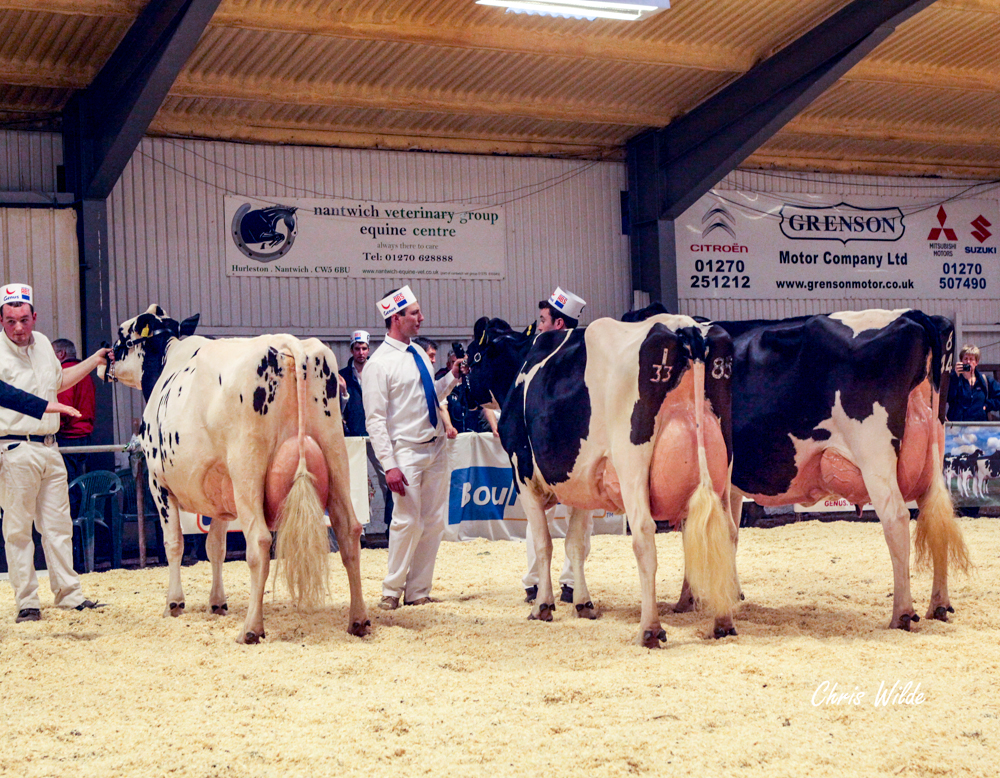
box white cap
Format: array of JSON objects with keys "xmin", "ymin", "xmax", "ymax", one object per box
[
  {"xmin": 545, "ymin": 286, "xmax": 586, "ymax": 321},
  {"xmin": 351, "ymin": 329, "xmax": 370, "ymax": 345},
  {"xmin": 2, "ymin": 283, "xmax": 32, "ymax": 307},
  {"xmin": 377, "ymin": 285, "xmax": 417, "ymax": 319}
]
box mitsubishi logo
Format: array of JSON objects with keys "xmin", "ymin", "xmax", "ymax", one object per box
[
  {"xmin": 971, "ymin": 215, "xmax": 992, "ymax": 243},
  {"xmin": 927, "ymin": 206, "xmax": 957, "ymax": 241}
]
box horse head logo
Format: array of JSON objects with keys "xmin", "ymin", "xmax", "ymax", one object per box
[{"xmin": 231, "ymin": 203, "xmax": 298, "ymax": 262}]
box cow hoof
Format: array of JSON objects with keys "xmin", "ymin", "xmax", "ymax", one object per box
[
  {"xmin": 672, "ymin": 597, "xmax": 695, "ymax": 614},
  {"xmin": 166, "ymin": 602, "xmax": 185, "ymax": 618},
  {"xmin": 239, "ymin": 630, "xmax": 264, "ymax": 644},
  {"xmin": 575, "ymin": 601, "xmax": 598, "ymax": 620},
  {"xmin": 349, "ymin": 619, "xmax": 372, "ymax": 637},
  {"xmin": 640, "ymin": 628, "xmax": 667, "ymax": 649},
  {"xmin": 713, "ymin": 625, "xmax": 738, "ymax": 639},
  {"xmin": 932, "ymin": 605, "xmax": 952, "ymax": 622},
  {"xmin": 529, "ymin": 602, "xmax": 555, "ymax": 622},
  {"xmin": 896, "ymin": 613, "xmax": 920, "ymax": 631},
  {"xmin": 211, "ymin": 603, "xmax": 228, "ymax": 615}
]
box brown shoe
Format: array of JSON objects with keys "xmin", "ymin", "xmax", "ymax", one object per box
[
  {"xmin": 15, "ymin": 608, "xmax": 41, "ymax": 623},
  {"xmin": 378, "ymin": 595, "xmax": 400, "ymax": 611},
  {"xmin": 404, "ymin": 597, "xmax": 438, "ymax": 606}
]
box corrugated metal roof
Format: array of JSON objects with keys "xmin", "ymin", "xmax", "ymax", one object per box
[{"xmin": 2, "ymin": 0, "xmax": 1000, "ymax": 176}]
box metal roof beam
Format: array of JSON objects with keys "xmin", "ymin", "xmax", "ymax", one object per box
[
  {"xmin": 652, "ymin": 0, "xmax": 938, "ymax": 219},
  {"xmin": 61, "ymin": 0, "xmax": 221, "ymax": 200}
]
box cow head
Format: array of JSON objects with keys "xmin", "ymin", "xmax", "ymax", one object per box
[
  {"xmin": 102, "ymin": 304, "xmax": 200, "ymax": 400},
  {"xmin": 464, "ymin": 316, "xmax": 536, "ymax": 411}
]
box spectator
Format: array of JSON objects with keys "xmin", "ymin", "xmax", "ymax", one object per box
[
  {"xmin": 947, "ymin": 344, "xmax": 1000, "ymax": 422},
  {"xmin": 52, "ymin": 338, "xmax": 95, "ymax": 485},
  {"xmin": 339, "ymin": 330, "xmax": 370, "ymax": 437}
]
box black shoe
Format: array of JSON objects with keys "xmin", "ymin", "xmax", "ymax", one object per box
[
  {"xmin": 524, "ymin": 585, "xmax": 538, "ymax": 603},
  {"xmin": 74, "ymin": 599, "xmax": 106, "ymax": 611},
  {"xmin": 560, "ymin": 585, "xmax": 574, "ymax": 604},
  {"xmin": 15, "ymin": 608, "xmax": 41, "ymax": 623}
]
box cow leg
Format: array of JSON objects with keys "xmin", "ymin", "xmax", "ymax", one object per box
[
  {"xmin": 564, "ymin": 508, "xmax": 596, "ymax": 620},
  {"xmin": 205, "ymin": 517, "xmax": 228, "ymax": 615},
  {"xmin": 327, "ymin": 482, "xmax": 371, "ymax": 637},
  {"xmin": 915, "ymin": 466, "xmax": 970, "ymax": 623},
  {"xmin": 233, "ymin": 477, "xmax": 271, "ymax": 644},
  {"xmin": 523, "ymin": 494, "xmax": 556, "ymax": 622},
  {"xmin": 151, "ymin": 477, "xmax": 186, "ymax": 618},
  {"xmin": 855, "ymin": 458, "xmax": 919, "ymax": 631}
]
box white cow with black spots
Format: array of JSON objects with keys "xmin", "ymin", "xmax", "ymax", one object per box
[{"xmin": 103, "ymin": 305, "xmax": 369, "ymax": 643}]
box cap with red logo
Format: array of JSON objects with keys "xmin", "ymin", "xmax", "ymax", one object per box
[
  {"xmin": 2, "ymin": 284, "xmax": 32, "ymax": 307},
  {"xmin": 542, "ymin": 286, "xmax": 586, "ymax": 321},
  {"xmin": 377, "ymin": 285, "xmax": 417, "ymax": 319},
  {"xmin": 351, "ymin": 329, "xmax": 370, "ymax": 345}
]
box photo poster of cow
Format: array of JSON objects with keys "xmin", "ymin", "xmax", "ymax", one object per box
[
  {"xmin": 223, "ymin": 195, "xmax": 506, "ymax": 279},
  {"xmin": 675, "ymin": 191, "xmax": 999, "ymax": 300},
  {"xmin": 944, "ymin": 423, "xmax": 1000, "ymax": 508}
]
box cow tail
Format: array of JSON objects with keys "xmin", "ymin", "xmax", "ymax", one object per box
[
  {"xmin": 682, "ymin": 358, "xmax": 741, "ymax": 622},
  {"xmin": 915, "ymin": 391, "xmax": 971, "ymax": 577},
  {"xmin": 275, "ymin": 346, "xmax": 330, "ymax": 610}
]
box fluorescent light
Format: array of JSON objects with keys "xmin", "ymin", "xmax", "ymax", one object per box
[{"xmin": 476, "ymin": 0, "xmax": 669, "ymax": 22}]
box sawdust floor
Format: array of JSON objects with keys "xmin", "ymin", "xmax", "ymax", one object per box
[{"xmin": 1, "ymin": 519, "xmax": 999, "ymax": 778}]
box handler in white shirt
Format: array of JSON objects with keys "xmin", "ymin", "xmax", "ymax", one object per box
[{"xmin": 362, "ymin": 286, "xmax": 465, "ymax": 610}]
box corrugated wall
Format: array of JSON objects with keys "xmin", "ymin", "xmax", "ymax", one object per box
[
  {"xmin": 106, "ymin": 137, "xmax": 631, "ymax": 440},
  {"xmin": 0, "ymin": 130, "xmax": 62, "ymax": 192},
  {"xmin": 680, "ymin": 169, "xmax": 1000, "ymax": 326}
]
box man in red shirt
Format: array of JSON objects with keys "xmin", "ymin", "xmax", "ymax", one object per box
[{"xmin": 52, "ymin": 339, "xmax": 95, "ymax": 485}]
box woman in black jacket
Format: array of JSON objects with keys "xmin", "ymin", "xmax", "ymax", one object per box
[{"xmin": 946, "ymin": 344, "xmax": 1000, "ymax": 422}]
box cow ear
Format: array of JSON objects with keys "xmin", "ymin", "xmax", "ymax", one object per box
[
  {"xmin": 523, "ymin": 322, "xmax": 536, "ymax": 339},
  {"xmin": 474, "ymin": 317, "xmax": 489, "ymax": 346},
  {"xmin": 179, "ymin": 314, "xmax": 200, "ymax": 338}
]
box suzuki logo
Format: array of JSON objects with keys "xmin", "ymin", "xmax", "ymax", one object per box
[
  {"xmin": 928, "ymin": 206, "xmax": 957, "ymax": 241},
  {"xmin": 972, "ymin": 215, "xmax": 992, "ymax": 244}
]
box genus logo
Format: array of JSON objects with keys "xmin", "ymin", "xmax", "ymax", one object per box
[{"xmin": 779, "ymin": 202, "xmax": 905, "ymax": 244}]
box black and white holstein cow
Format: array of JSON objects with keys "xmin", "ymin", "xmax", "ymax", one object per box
[
  {"xmin": 658, "ymin": 307, "xmax": 970, "ymax": 631},
  {"xmin": 464, "ymin": 315, "xmax": 740, "ymax": 647},
  {"xmin": 102, "ymin": 305, "xmax": 370, "ymax": 643}
]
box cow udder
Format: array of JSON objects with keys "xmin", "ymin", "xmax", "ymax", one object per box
[{"xmin": 265, "ymin": 436, "xmax": 331, "ymax": 531}]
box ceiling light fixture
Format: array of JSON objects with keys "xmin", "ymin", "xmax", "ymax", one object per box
[{"xmin": 476, "ymin": 0, "xmax": 670, "ymax": 22}]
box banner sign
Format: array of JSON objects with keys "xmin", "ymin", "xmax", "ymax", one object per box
[
  {"xmin": 224, "ymin": 195, "xmax": 505, "ymax": 279},
  {"xmin": 943, "ymin": 422, "xmax": 1000, "ymax": 508},
  {"xmin": 676, "ymin": 191, "xmax": 999, "ymax": 299}
]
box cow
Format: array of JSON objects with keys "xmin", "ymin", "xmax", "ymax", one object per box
[
  {"xmin": 464, "ymin": 314, "xmax": 740, "ymax": 647},
  {"xmin": 660, "ymin": 307, "xmax": 970, "ymax": 631},
  {"xmin": 102, "ymin": 305, "xmax": 370, "ymax": 643}
]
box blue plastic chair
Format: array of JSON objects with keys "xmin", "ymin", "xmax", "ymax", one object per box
[
  {"xmin": 116, "ymin": 468, "xmax": 163, "ymax": 564},
  {"xmin": 69, "ymin": 470, "xmax": 124, "ymax": 572}
]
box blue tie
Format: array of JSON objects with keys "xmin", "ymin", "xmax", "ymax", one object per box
[{"xmin": 407, "ymin": 345, "xmax": 439, "ymax": 429}]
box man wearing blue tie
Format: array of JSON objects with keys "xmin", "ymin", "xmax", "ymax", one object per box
[{"xmin": 362, "ymin": 286, "xmax": 465, "ymax": 611}]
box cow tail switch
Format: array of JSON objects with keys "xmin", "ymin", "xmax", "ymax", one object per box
[
  {"xmin": 274, "ymin": 345, "xmax": 331, "ymax": 610},
  {"xmin": 915, "ymin": 390, "xmax": 971, "ymax": 579},
  {"xmin": 682, "ymin": 358, "xmax": 741, "ymax": 623}
]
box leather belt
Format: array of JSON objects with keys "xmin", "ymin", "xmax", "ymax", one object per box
[{"xmin": 0, "ymin": 434, "xmax": 57, "ymax": 445}]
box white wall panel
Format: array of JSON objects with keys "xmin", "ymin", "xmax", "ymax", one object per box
[
  {"xmin": 0, "ymin": 207, "xmax": 81, "ymax": 346},
  {"xmin": 106, "ymin": 137, "xmax": 630, "ymax": 441},
  {"xmin": 0, "ymin": 131, "xmax": 62, "ymax": 193},
  {"xmin": 679, "ymin": 169, "xmax": 999, "ymax": 329}
]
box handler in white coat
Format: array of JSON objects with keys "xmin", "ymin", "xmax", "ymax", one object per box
[{"xmin": 362, "ymin": 286, "xmax": 465, "ymax": 610}]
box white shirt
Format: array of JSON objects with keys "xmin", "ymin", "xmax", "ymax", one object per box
[
  {"xmin": 362, "ymin": 335, "xmax": 458, "ymax": 471},
  {"xmin": 0, "ymin": 329, "xmax": 62, "ymax": 436}
]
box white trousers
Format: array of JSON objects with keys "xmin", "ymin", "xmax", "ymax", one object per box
[
  {"xmin": 522, "ymin": 509, "xmax": 592, "ymax": 589},
  {"xmin": 383, "ymin": 437, "xmax": 448, "ymax": 601},
  {"xmin": 0, "ymin": 441, "xmax": 84, "ymax": 610}
]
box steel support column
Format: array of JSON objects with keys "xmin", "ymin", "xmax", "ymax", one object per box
[
  {"xmin": 626, "ymin": 0, "xmax": 936, "ymax": 308},
  {"xmin": 61, "ymin": 0, "xmax": 221, "ymax": 450}
]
